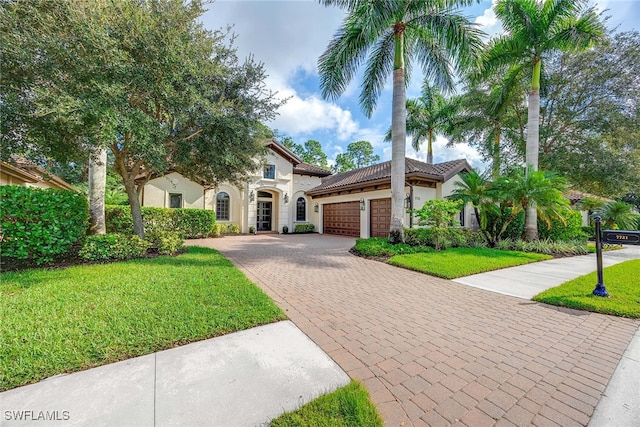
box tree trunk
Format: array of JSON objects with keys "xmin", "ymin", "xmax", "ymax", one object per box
[
  {"xmin": 123, "ymin": 177, "xmax": 145, "ymax": 239},
  {"xmin": 525, "ymin": 88, "xmax": 540, "ymax": 241},
  {"xmin": 427, "ymin": 129, "xmax": 433, "ymax": 164},
  {"xmin": 88, "ymin": 147, "xmax": 107, "ymax": 235},
  {"xmin": 389, "ymin": 28, "xmax": 406, "ymax": 244},
  {"xmin": 491, "ymin": 130, "xmax": 501, "ymax": 180}
]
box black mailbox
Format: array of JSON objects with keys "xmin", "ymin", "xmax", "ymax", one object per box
[{"xmin": 602, "ymin": 230, "xmax": 640, "ymax": 245}]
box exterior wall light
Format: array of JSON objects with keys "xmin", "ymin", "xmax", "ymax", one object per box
[
  {"xmin": 314, "ymin": 203, "xmax": 319, "ymax": 213},
  {"xmin": 249, "ymin": 190, "xmax": 255, "ymax": 202},
  {"xmin": 359, "ymin": 198, "xmax": 365, "ymax": 211},
  {"xmin": 284, "ymin": 193, "xmax": 289, "ymax": 204},
  {"xmin": 405, "ymin": 193, "xmax": 411, "ymax": 209}
]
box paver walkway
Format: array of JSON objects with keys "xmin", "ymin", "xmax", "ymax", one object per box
[{"xmin": 197, "ymin": 234, "xmax": 639, "ymax": 427}]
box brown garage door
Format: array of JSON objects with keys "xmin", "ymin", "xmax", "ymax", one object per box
[
  {"xmin": 370, "ymin": 198, "xmax": 391, "ymax": 238},
  {"xmin": 323, "ymin": 201, "xmax": 360, "ymax": 237}
]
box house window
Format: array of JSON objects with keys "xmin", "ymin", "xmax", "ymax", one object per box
[
  {"xmin": 296, "ymin": 197, "xmax": 306, "ymax": 221},
  {"xmin": 263, "ymin": 164, "xmax": 275, "ymax": 179},
  {"xmin": 216, "ymin": 192, "xmax": 230, "ymax": 221},
  {"xmin": 169, "ymin": 193, "xmax": 182, "ymax": 209}
]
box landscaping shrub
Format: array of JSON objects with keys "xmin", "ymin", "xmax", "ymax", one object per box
[
  {"xmin": 495, "ymin": 238, "xmax": 588, "ymax": 256},
  {"xmin": 294, "ymin": 223, "xmax": 315, "ymax": 233},
  {"xmin": 105, "ymin": 205, "xmax": 215, "ymax": 238},
  {"xmin": 145, "ymin": 230, "xmax": 184, "ymax": 255},
  {"xmin": 79, "ymin": 233, "xmax": 150, "ymax": 261},
  {"xmin": 0, "ymin": 185, "xmax": 89, "ymax": 264},
  {"xmin": 538, "ymin": 209, "xmax": 586, "ymax": 242},
  {"xmin": 404, "ymin": 227, "xmax": 469, "ymax": 250},
  {"xmin": 582, "ymin": 225, "xmax": 596, "ymax": 240},
  {"xmin": 213, "ymin": 222, "xmax": 240, "ymax": 236},
  {"xmin": 354, "ymin": 237, "xmax": 430, "ymax": 257}
]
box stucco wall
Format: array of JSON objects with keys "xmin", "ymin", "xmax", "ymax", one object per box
[{"xmin": 143, "ymin": 172, "xmax": 205, "ymax": 209}]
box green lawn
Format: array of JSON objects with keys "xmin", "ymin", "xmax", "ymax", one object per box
[
  {"xmin": 533, "ymin": 259, "xmax": 640, "ymax": 318},
  {"xmin": 0, "ymin": 246, "xmax": 285, "ymax": 391},
  {"xmin": 270, "ymin": 381, "xmax": 382, "ymax": 427},
  {"xmin": 389, "ymin": 247, "xmax": 552, "ymax": 279}
]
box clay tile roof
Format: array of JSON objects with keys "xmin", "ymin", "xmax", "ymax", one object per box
[
  {"xmin": 564, "ymin": 190, "xmax": 613, "ymax": 204},
  {"xmin": 293, "ymin": 162, "xmax": 332, "ymax": 177},
  {"xmin": 4, "ymin": 156, "xmax": 78, "ymax": 192},
  {"xmin": 306, "ymin": 158, "xmax": 471, "ymax": 196}
]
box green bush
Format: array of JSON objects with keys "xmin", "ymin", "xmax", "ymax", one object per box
[
  {"xmin": 354, "ymin": 237, "xmax": 431, "ymax": 257},
  {"xmin": 213, "ymin": 222, "xmax": 240, "ymax": 236},
  {"xmin": 105, "ymin": 205, "xmax": 215, "ymax": 238},
  {"xmin": 538, "ymin": 209, "xmax": 586, "ymax": 242},
  {"xmin": 582, "ymin": 225, "xmax": 596, "ymax": 240},
  {"xmin": 79, "ymin": 233, "xmax": 150, "ymax": 261},
  {"xmin": 484, "ymin": 208, "xmax": 525, "ymax": 241},
  {"xmin": 495, "ymin": 238, "xmax": 588, "ymax": 256},
  {"xmin": 0, "ymin": 185, "xmax": 89, "ymax": 264},
  {"xmin": 404, "ymin": 227, "xmax": 469, "ymax": 250},
  {"xmin": 294, "ymin": 223, "xmax": 315, "ymax": 233},
  {"xmin": 145, "ymin": 230, "xmax": 184, "ymax": 255}
]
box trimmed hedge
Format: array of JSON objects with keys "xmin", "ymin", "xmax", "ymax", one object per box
[
  {"xmin": 79, "ymin": 233, "xmax": 150, "ymax": 261},
  {"xmin": 294, "ymin": 223, "xmax": 315, "ymax": 233},
  {"xmin": 0, "ymin": 185, "xmax": 89, "ymax": 264},
  {"xmin": 404, "ymin": 227, "xmax": 470, "ymax": 250},
  {"xmin": 145, "ymin": 231, "xmax": 185, "ymax": 255},
  {"xmin": 105, "ymin": 205, "xmax": 215, "ymax": 238}
]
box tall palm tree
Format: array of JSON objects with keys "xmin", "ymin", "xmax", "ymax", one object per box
[
  {"xmin": 478, "ymin": 0, "xmax": 605, "ymax": 241},
  {"xmin": 385, "ymin": 82, "xmax": 461, "ymax": 164},
  {"xmin": 318, "ymin": 0, "xmax": 483, "ymax": 243}
]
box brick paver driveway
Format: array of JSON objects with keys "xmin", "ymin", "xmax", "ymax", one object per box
[{"xmin": 194, "ymin": 234, "xmax": 638, "ymax": 426}]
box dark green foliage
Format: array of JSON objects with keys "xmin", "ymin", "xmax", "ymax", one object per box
[
  {"xmin": 79, "ymin": 233, "xmax": 149, "ymax": 261},
  {"xmin": 354, "ymin": 238, "xmax": 431, "ymax": 257},
  {"xmin": 483, "ymin": 208, "xmax": 525, "ymax": 242},
  {"xmin": 294, "ymin": 223, "xmax": 315, "ymax": 233},
  {"xmin": 582, "ymin": 225, "xmax": 596, "ymax": 240},
  {"xmin": 0, "ymin": 185, "xmax": 89, "ymax": 264},
  {"xmin": 105, "ymin": 205, "xmax": 215, "ymax": 238},
  {"xmin": 404, "ymin": 227, "xmax": 470, "ymax": 250},
  {"xmin": 144, "ymin": 231, "xmax": 184, "ymax": 256},
  {"xmin": 538, "ymin": 209, "xmax": 586, "ymax": 242}
]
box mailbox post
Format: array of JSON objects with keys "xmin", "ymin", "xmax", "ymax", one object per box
[{"xmin": 592, "ymin": 216, "xmax": 609, "ymax": 297}]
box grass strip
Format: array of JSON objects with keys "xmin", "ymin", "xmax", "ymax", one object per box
[
  {"xmin": 270, "ymin": 381, "xmax": 383, "ymax": 427},
  {"xmin": 533, "ymin": 259, "xmax": 640, "ymax": 318},
  {"xmin": 389, "ymin": 247, "xmax": 552, "ymax": 279},
  {"xmin": 0, "ymin": 246, "xmax": 285, "ymax": 391}
]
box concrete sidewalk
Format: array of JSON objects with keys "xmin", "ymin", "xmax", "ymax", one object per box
[
  {"xmin": 453, "ymin": 245, "xmax": 640, "ymax": 299},
  {"xmin": 453, "ymin": 245, "xmax": 640, "ymax": 427},
  {"xmin": 0, "ymin": 321, "xmax": 349, "ymax": 427}
]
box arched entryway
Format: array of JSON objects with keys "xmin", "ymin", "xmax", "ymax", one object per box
[{"xmin": 256, "ymin": 190, "xmax": 275, "ymax": 231}]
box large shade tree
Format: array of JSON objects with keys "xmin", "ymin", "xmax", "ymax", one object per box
[
  {"xmin": 2, "ymin": 0, "xmax": 282, "ymax": 238},
  {"xmin": 478, "ymin": 0, "xmax": 605, "ymax": 241},
  {"xmin": 318, "ymin": 0, "xmax": 483, "ymax": 243}
]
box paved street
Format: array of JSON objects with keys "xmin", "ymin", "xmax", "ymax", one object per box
[{"xmin": 198, "ymin": 234, "xmax": 639, "ymax": 427}]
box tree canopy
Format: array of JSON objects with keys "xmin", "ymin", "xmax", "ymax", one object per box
[
  {"xmin": 332, "ymin": 140, "xmax": 380, "ymax": 173},
  {"xmin": 282, "ymin": 138, "xmax": 329, "ymax": 169},
  {"xmin": 1, "ymin": 0, "xmax": 282, "ymax": 237}
]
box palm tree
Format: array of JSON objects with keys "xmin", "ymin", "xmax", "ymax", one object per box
[
  {"xmin": 88, "ymin": 147, "xmax": 107, "ymax": 235},
  {"xmin": 478, "ymin": 0, "xmax": 605, "ymax": 241},
  {"xmin": 447, "ymin": 170, "xmax": 496, "ymax": 243},
  {"xmin": 385, "ymin": 82, "xmax": 461, "ymax": 164},
  {"xmin": 492, "ymin": 167, "xmax": 570, "ymax": 240},
  {"xmin": 318, "ymin": 0, "xmax": 483, "ymax": 243},
  {"xmin": 594, "ymin": 201, "xmax": 639, "ymax": 230}
]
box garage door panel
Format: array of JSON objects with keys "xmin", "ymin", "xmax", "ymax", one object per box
[
  {"xmin": 323, "ymin": 202, "xmax": 360, "ymax": 237},
  {"xmin": 370, "ymin": 198, "xmax": 391, "ymax": 238}
]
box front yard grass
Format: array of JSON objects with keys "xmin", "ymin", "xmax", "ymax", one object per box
[
  {"xmin": 533, "ymin": 259, "xmax": 640, "ymax": 318},
  {"xmin": 270, "ymin": 381, "xmax": 382, "ymax": 427},
  {"xmin": 389, "ymin": 247, "xmax": 552, "ymax": 279},
  {"xmin": 0, "ymin": 246, "xmax": 286, "ymax": 391}
]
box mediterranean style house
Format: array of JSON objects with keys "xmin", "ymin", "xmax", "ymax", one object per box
[{"xmin": 141, "ymin": 139, "xmax": 474, "ymax": 238}]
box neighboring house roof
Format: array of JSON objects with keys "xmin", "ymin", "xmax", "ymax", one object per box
[
  {"xmin": 565, "ymin": 190, "xmax": 613, "ymax": 205},
  {"xmin": 1, "ymin": 157, "xmax": 78, "ymax": 192},
  {"xmin": 306, "ymin": 158, "xmax": 472, "ymax": 197}
]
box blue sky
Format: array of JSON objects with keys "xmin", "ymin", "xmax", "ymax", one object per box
[{"xmin": 201, "ymin": 0, "xmax": 640, "ymax": 172}]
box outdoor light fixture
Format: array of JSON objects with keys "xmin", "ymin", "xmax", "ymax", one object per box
[
  {"xmin": 284, "ymin": 193, "xmax": 289, "ymax": 204},
  {"xmin": 405, "ymin": 193, "xmax": 411, "ymax": 209},
  {"xmin": 314, "ymin": 203, "xmax": 319, "ymax": 213},
  {"xmin": 359, "ymin": 198, "xmax": 365, "ymax": 211},
  {"xmin": 249, "ymin": 190, "xmax": 255, "ymax": 202}
]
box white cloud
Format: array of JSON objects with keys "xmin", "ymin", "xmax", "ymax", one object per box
[{"xmin": 475, "ymin": 0, "xmax": 502, "ymax": 39}]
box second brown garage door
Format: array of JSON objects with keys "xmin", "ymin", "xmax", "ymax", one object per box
[
  {"xmin": 323, "ymin": 201, "xmax": 360, "ymax": 236},
  {"xmin": 370, "ymin": 198, "xmax": 391, "ymax": 238}
]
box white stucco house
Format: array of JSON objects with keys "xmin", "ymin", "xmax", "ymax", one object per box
[{"xmin": 141, "ymin": 139, "xmax": 474, "ymax": 237}]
